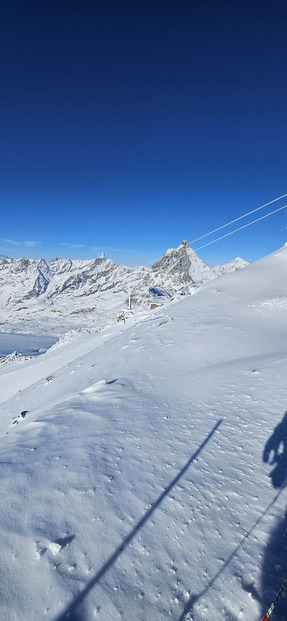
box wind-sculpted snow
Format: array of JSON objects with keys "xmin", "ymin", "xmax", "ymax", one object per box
[
  {"xmin": 0, "ymin": 244, "xmax": 286, "ymax": 619},
  {"xmin": 0, "ymin": 241, "xmax": 248, "ymax": 335}
]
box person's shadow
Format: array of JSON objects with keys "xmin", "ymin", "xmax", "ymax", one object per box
[
  {"xmin": 261, "ymin": 412, "xmax": 287, "ymax": 620},
  {"xmin": 263, "ymin": 412, "xmax": 287, "ymax": 488}
]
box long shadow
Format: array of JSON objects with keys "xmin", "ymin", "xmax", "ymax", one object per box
[
  {"xmin": 177, "ymin": 412, "xmax": 287, "ymax": 621},
  {"xmin": 260, "ymin": 412, "xmax": 287, "ymax": 621},
  {"xmin": 54, "ymin": 419, "xmax": 222, "ymax": 620},
  {"xmin": 177, "ymin": 484, "xmax": 285, "ymax": 620}
]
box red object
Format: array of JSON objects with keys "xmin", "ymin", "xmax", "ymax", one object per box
[{"xmin": 261, "ymin": 616, "xmax": 268, "ymax": 621}]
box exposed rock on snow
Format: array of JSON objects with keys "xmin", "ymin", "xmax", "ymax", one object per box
[
  {"xmin": 151, "ymin": 240, "xmax": 214, "ymax": 284},
  {"xmin": 0, "ymin": 241, "xmax": 248, "ymax": 333}
]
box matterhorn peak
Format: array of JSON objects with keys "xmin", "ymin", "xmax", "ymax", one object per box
[
  {"xmin": 151, "ymin": 240, "xmax": 213, "ymax": 284},
  {"xmin": 0, "ymin": 241, "xmax": 249, "ymax": 333}
]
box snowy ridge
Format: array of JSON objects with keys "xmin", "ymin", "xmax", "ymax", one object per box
[
  {"xmin": 0, "ymin": 244, "xmax": 286, "ymax": 619},
  {"xmin": 212, "ymin": 256, "xmax": 249, "ymax": 277},
  {"xmin": 0, "ymin": 241, "xmax": 248, "ymax": 334}
]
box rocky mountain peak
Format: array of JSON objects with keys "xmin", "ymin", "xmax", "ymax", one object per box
[
  {"xmin": 0, "ymin": 243, "xmax": 248, "ymax": 332},
  {"xmin": 152, "ymin": 240, "xmax": 213, "ymax": 284}
]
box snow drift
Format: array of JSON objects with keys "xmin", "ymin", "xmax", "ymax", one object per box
[{"xmin": 0, "ymin": 245, "xmax": 286, "ymax": 620}]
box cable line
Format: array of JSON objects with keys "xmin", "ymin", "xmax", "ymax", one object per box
[
  {"xmin": 145, "ymin": 193, "xmax": 287, "ymax": 267},
  {"xmin": 194, "ymin": 203, "xmax": 287, "ymax": 251},
  {"xmin": 188, "ymin": 193, "xmax": 287, "ymax": 246}
]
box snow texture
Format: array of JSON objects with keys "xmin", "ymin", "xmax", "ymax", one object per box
[{"xmin": 0, "ymin": 245, "xmax": 286, "ymax": 620}]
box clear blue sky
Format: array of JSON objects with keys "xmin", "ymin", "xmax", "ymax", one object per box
[{"xmin": 1, "ymin": 0, "xmax": 287, "ymax": 266}]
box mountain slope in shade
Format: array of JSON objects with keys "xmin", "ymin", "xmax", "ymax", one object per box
[
  {"xmin": 0, "ymin": 245, "xmax": 286, "ymax": 620},
  {"xmin": 0, "ymin": 241, "xmax": 248, "ymax": 334}
]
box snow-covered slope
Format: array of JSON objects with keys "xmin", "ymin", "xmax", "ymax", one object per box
[
  {"xmin": 212, "ymin": 256, "xmax": 249, "ymax": 277},
  {"xmin": 0, "ymin": 242, "xmax": 248, "ymax": 335},
  {"xmin": 0, "ymin": 245, "xmax": 286, "ymax": 620}
]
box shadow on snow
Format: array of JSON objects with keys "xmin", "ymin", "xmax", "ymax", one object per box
[
  {"xmin": 176, "ymin": 412, "xmax": 287, "ymax": 621},
  {"xmin": 260, "ymin": 411, "xmax": 287, "ymax": 621},
  {"xmin": 53, "ymin": 420, "xmax": 222, "ymax": 620},
  {"xmin": 176, "ymin": 491, "xmax": 282, "ymax": 620}
]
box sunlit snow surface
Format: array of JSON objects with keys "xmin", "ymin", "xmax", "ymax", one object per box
[{"xmin": 0, "ymin": 246, "xmax": 287, "ymax": 620}]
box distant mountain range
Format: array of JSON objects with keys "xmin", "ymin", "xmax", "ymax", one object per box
[{"xmin": 0, "ymin": 241, "xmax": 248, "ymax": 334}]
